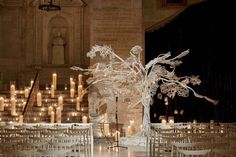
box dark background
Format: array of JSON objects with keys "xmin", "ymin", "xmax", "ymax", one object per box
[{"xmin": 145, "ymin": 0, "xmax": 236, "ymax": 122}]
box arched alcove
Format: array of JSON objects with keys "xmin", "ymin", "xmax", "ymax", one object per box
[{"xmin": 48, "ymin": 15, "xmax": 69, "ymax": 64}]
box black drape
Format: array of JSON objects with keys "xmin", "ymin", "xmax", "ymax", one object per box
[{"xmin": 146, "ymin": 0, "xmax": 236, "ymax": 122}]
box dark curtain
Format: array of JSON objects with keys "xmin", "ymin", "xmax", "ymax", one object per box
[{"xmin": 146, "ymin": 0, "xmax": 236, "ymax": 122}]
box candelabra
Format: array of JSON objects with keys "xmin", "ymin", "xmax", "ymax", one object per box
[{"xmin": 107, "ymin": 96, "xmax": 128, "ymax": 150}]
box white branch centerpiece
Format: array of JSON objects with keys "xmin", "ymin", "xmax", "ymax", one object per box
[{"xmin": 71, "ymin": 45, "xmax": 218, "ymax": 136}]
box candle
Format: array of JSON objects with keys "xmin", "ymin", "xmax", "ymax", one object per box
[
  {"xmin": 161, "ymin": 119, "xmax": 167, "ymax": 124},
  {"xmin": 58, "ymin": 96, "xmax": 63, "ymax": 110},
  {"xmin": 78, "ymin": 74, "xmax": 83, "ymax": 85},
  {"xmin": 50, "ymin": 111, "xmax": 55, "ymax": 123},
  {"xmin": 70, "ymin": 77, "xmax": 75, "ymax": 89},
  {"xmin": 56, "ymin": 107, "xmax": 61, "ymax": 123},
  {"xmin": 51, "ymin": 84, "xmax": 55, "ymax": 98},
  {"xmin": 70, "ymin": 89, "xmax": 75, "ymax": 98},
  {"xmin": 130, "ymin": 120, "xmax": 134, "ymax": 126},
  {"xmin": 71, "ymin": 81, "xmax": 75, "ymax": 90},
  {"xmin": 115, "ymin": 130, "xmax": 120, "ymax": 141},
  {"xmin": 168, "ymin": 116, "xmax": 174, "ymax": 124},
  {"xmin": 127, "ymin": 126, "xmax": 131, "ymax": 136},
  {"xmin": 76, "ymin": 97, "xmax": 80, "ymax": 111},
  {"xmin": 82, "ymin": 116, "xmax": 88, "ymax": 123},
  {"xmin": 37, "ymin": 92, "xmax": 42, "ymax": 107},
  {"xmin": 64, "ymin": 84, "xmax": 67, "ymax": 90},
  {"xmin": 169, "ymin": 119, "xmax": 174, "ymax": 124},
  {"xmin": 11, "ymin": 98, "xmax": 16, "ymax": 116},
  {"xmin": 58, "ymin": 96, "xmax": 63, "ymax": 104},
  {"xmin": 104, "ymin": 123, "xmax": 110, "ymax": 136},
  {"xmin": 48, "ymin": 106, "xmax": 53, "ymax": 115},
  {"xmin": 140, "ymin": 124, "xmax": 143, "ymax": 130},
  {"xmin": 0, "ymin": 97, "xmax": 4, "ymax": 111},
  {"xmin": 128, "ymin": 120, "xmax": 136, "ymax": 135},
  {"xmin": 19, "ymin": 115, "xmax": 23, "ymax": 124},
  {"xmin": 24, "ymin": 88, "xmax": 29, "ymax": 98},
  {"xmin": 10, "ymin": 84, "xmax": 15, "ymax": 98},
  {"xmin": 52, "ymin": 73, "xmax": 57, "ymax": 90},
  {"xmin": 78, "ymin": 85, "xmax": 83, "ymax": 97},
  {"xmin": 70, "ymin": 77, "xmax": 74, "ymax": 89},
  {"xmin": 30, "ymin": 80, "xmax": 34, "ymax": 88}
]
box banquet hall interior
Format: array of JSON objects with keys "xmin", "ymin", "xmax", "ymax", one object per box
[{"xmin": 0, "ymin": 0, "xmax": 235, "ymax": 156}]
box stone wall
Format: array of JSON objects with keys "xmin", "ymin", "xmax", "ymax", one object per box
[
  {"xmin": 90, "ymin": 0, "xmax": 144, "ymax": 64},
  {"xmin": 88, "ymin": 0, "xmax": 143, "ymax": 135},
  {"xmin": 0, "ymin": 1, "xmax": 25, "ymax": 90}
]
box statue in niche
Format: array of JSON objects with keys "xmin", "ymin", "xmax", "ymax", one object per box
[{"xmin": 51, "ymin": 32, "xmax": 66, "ymax": 64}]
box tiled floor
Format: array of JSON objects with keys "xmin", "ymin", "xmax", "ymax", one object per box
[{"xmin": 93, "ymin": 143, "xmax": 147, "ymax": 157}]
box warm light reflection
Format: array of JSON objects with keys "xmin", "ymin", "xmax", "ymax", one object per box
[{"xmin": 99, "ymin": 145, "xmax": 102, "ymax": 152}]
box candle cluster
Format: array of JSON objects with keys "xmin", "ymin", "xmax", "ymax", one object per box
[{"xmin": 0, "ymin": 73, "xmax": 87, "ymax": 124}]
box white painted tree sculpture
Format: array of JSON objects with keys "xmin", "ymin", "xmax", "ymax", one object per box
[{"xmin": 71, "ymin": 45, "xmax": 218, "ymax": 135}]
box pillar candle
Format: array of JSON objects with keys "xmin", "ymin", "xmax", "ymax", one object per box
[
  {"xmin": 127, "ymin": 125, "xmax": 131, "ymax": 136},
  {"xmin": 48, "ymin": 106, "xmax": 53, "ymax": 115},
  {"xmin": 50, "ymin": 111, "xmax": 55, "ymax": 123},
  {"xmin": 58, "ymin": 96, "xmax": 63, "ymax": 110},
  {"xmin": 58, "ymin": 96, "xmax": 63, "ymax": 105},
  {"xmin": 71, "ymin": 80, "xmax": 75, "ymax": 90},
  {"xmin": 130, "ymin": 120, "xmax": 134, "ymax": 126},
  {"xmin": 115, "ymin": 130, "xmax": 120, "ymax": 141},
  {"xmin": 70, "ymin": 77, "xmax": 73, "ymax": 89},
  {"xmin": 52, "ymin": 73, "xmax": 57, "ymax": 90},
  {"xmin": 78, "ymin": 74, "xmax": 83, "ymax": 85},
  {"xmin": 168, "ymin": 116, "xmax": 174, "ymax": 124},
  {"xmin": 0, "ymin": 97, "xmax": 4, "ymax": 111},
  {"xmin": 140, "ymin": 124, "xmax": 143, "ymax": 130},
  {"xmin": 19, "ymin": 115, "xmax": 23, "ymax": 124},
  {"xmin": 104, "ymin": 123, "xmax": 110, "ymax": 136},
  {"xmin": 82, "ymin": 116, "xmax": 88, "ymax": 123},
  {"xmin": 78, "ymin": 85, "xmax": 83, "ymax": 97},
  {"xmin": 30, "ymin": 80, "xmax": 34, "ymax": 88},
  {"xmin": 129, "ymin": 120, "xmax": 136, "ymax": 135},
  {"xmin": 51, "ymin": 84, "xmax": 55, "ymax": 98},
  {"xmin": 70, "ymin": 89, "xmax": 75, "ymax": 98},
  {"xmin": 161, "ymin": 119, "xmax": 167, "ymax": 124},
  {"xmin": 56, "ymin": 107, "xmax": 61, "ymax": 123},
  {"xmin": 37, "ymin": 92, "xmax": 42, "ymax": 107},
  {"xmin": 11, "ymin": 98, "xmax": 16, "ymax": 116},
  {"xmin": 76, "ymin": 97, "xmax": 80, "ymax": 111},
  {"xmin": 10, "ymin": 84, "xmax": 15, "ymax": 98},
  {"xmin": 24, "ymin": 88, "xmax": 29, "ymax": 98}
]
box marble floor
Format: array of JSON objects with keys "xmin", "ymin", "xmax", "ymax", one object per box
[{"xmin": 93, "ymin": 143, "xmax": 147, "ymax": 157}]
